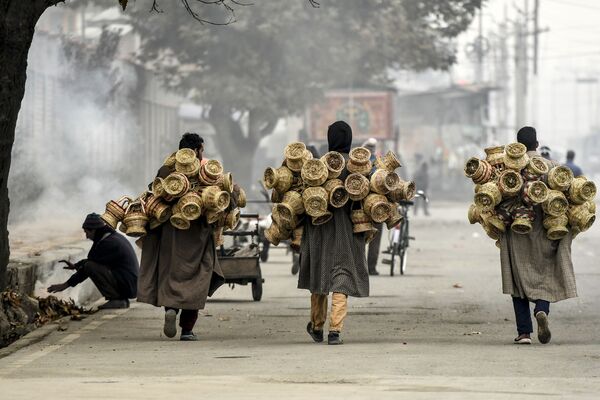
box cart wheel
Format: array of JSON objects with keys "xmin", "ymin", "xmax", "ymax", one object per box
[{"xmin": 252, "ymin": 278, "xmax": 263, "ymax": 301}]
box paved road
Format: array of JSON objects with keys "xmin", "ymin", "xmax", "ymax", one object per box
[{"xmin": 1, "ymin": 202, "xmax": 599, "ymax": 399}]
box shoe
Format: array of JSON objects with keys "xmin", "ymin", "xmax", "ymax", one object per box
[
  {"xmin": 180, "ymin": 331, "xmax": 199, "ymax": 341},
  {"xmin": 306, "ymin": 322, "xmax": 323, "ymax": 343},
  {"xmin": 513, "ymin": 334, "xmax": 532, "ymax": 345},
  {"xmin": 328, "ymin": 331, "xmax": 343, "ymax": 345},
  {"xmin": 535, "ymin": 311, "xmax": 552, "ymax": 344},
  {"xmin": 369, "ymin": 270, "xmax": 379, "ymax": 276},
  {"xmin": 98, "ymin": 299, "xmax": 129, "ymax": 310},
  {"xmin": 163, "ymin": 309, "xmax": 177, "ymax": 338}
]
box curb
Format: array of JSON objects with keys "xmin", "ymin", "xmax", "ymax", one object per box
[{"xmin": 0, "ymin": 316, "xmax": 72, "ymax": 360}]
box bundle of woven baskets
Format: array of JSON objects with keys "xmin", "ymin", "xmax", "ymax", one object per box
[
  {"xmin": 263, "ymin": 142, "xmax": 415, "ymax": 247},
  {"xmin": 101, "ymin": 149, "xmax": 245, "ymax": 244},
  {"xmin": 465, "ymin": 142, "xmax": 596, "ymax": 246}
]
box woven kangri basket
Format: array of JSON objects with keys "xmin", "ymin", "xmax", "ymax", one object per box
[
  {"xmin": 178, "ymin": 192, "xmax": 203, "ymax": 220},
  {"xmin": 504, "ymin": 153, "xmax": 529, "ymax": 171},
  {"xmin": 496, "ymin": 205, "xmax": 514, "ymax": 227},
  {"xmin": 170, "ymin": 203, "xmax": 191, "ymax": 230},
  {"xmin": 302, "ymin": 186, "xmax": 329, "ymax": 217},
  {"xmin": 568, "ymin": 176, "xmax": 597, "ymax": 205},
  {"xmin": 176, "ymin": 157, "xmax": 200, "ymax": 178},
  {"xmin": 363, "ymin": 193, "xmax": 392, "ymax": 223},
  {"xmin": 375, "ymin": 151, "xmax": 402, "ymax": 172},
  {"xmin": 351, "ymin": 209, "xmax": 372, "ymax": 233},
  {"xmin": 272, "ymin": 204, "xmax": 298, "ymax": 230},
  {"xmin": 474, "ymin": 182, "xmax": 502, "ymax": 212},
  {"xmin": 263, "ymin": 166, "xmax": 294, "ymax": 193},
  {"xmin": 224, "ymin": 208, "xmax": 241, "ymax": 230},
  {"xmin": 237, "ymin": 188, "xmax": 247, "ymax": 208},
  {"xmin": 163, "ymin": 152, "xmax": 177, "ymax": 168},
  {"xmin": 164, "ymin": 172, "xmax": 190, "ymax": 198},
  {"xmin": 483, "ymin": 222, "xmax": 502, "ymax": 240},
  {"xmin": 217, "ymin": 172, "xmax": 233, "ymax": 193},
  {"xmin": 487, "ymin": 215, "xmax": 506, "ymax": 234},
  {"xmin": 587, "ymin": 201, "xmax": 596, "ymax": 214},
  {"xmin": 151, "ymin": 177, "xmax": 166, "ymax": 198},
  {"xmin": 213, "ymin": 227, "xmax": 224, "ymax": 247},
  {"xmin": 312, "ymin": 211, "xmax": 333, "ymax": 226},
  {"xmin": 205, "ymin": 209, "xmax": 223, "ymax": 225},
  {"xmin": 282, "ymin": 190, "xmax": 305, "ymax": 215},
  {"xmin": 271, "ymin": 190, "xmax": 284, "ymax": 203},
  {"xmin": 264, "ymin": 221, "xmax": 291, "ymax": 246},
  {"xmin": 345, "ymin": 173, "xmax": 370, "ymax": 201},
  {"xmin": 290, "ymin": 226, "xmax": 303, "ymax": 252},
  {"xmin": 498, "ymin": 170, "xmax": 524, "ymax": 198},
  {"xmin": 484, "ymin": 145, "xmax": 505, "ymax": 170},
  {"xmin": 467, "ymin": 204, "xmax": 482, "ymax": 224},
  {"xmin": 145, "ymin": 195, "xmax": 171, "ymax": 223},
  {"xmin": 568, "ymin": 204, "xmax": 596, "ymax": 232},
  {"xmin": 175, "ymin": 148, "xmax": 197, "ymax": 165},
  {"xmin": 543, "ymin": 214, "xmax": 568, "ymax": 230},
  {"xmin": 543, "ymin": 190, "xmax": 569, "ymax": 217},
  {"xmin": 547, "ymin": 224, "xmax": 570, "ymax": 241},
  {"xmin": 523, "ymin": 180, "xmax": 549, "ymax": 205},
  {"xmin": 123, "ymin": 200, "xmax": 148, "ymax": 237},
  {"xmin": 101, "ymin": 196, "xmax": 131, "ymax": 229},
  {"xmin": 201, "ymin": 186, "xmax": 230, "ymax": 212},
  {"xmin": 386, "ymin": 180, "xmax": 416, "ymax": 203},
  {"xmin": 349, "ymin": 147, "xmax": 371, "ymax": 165},
  {"xmin": 321, "ymin": 151, "xmax": 346, "ymax": 179},
  {"xmin": 526, "ymin": 156, "xmax": 550, "ymax": 177},
  {"xmin": 547, "ymin": 166, "xmax": 574, "ymax": 191},
  {"xmin": 505, "ymin": 142, "xmax": 527, "ymax": 159},
  {"xmin": 370, "ymin": 169, "xmax": 399, "ymax": 194},
  {"xmin": 511, "ymin": 206, "xmax": 535, "ymax": 235},
  {"xmin": 203, "ymin": 159, "xmax": 224, "ymax": 180},
  {"xmin": 323, "ymin": 179, "xmax": 349, "ymax": 208},
  {"xmin": 284, "ymin": 142, "xmax": 307, "ymax": 172},
  {"xmin": 385, "ymin": 206, "xmax": 403, "ymax": 229},
  {"xmin": 347, "ymin": 160, "xmax": 373, "ymax": 176},
  {"xmin": 301, "ymin": 159, "xmax": 329, "ymax": 187}
]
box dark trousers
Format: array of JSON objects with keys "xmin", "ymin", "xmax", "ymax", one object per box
[
  {"xmin": 367, "ymin": 223, "xmax": 383, "ymax": 273},
  {"xmin": 81, "ymin": 261, "xmax": 126, "ymax": 300},
  {"xmin": 512, "ymin": 296, "xmax": 550, "ymax": 335},
  {"xmin": 165, "ymin": 307, "xmax": 199, "ymax": 332}
]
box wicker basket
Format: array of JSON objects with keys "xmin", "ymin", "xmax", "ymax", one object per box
[
  {"xmin": 347, "ymin": 160, "xmax": 373, "ymax": 176},
  {"xmin": 321, "ymin": 151, "xmax": 346, "ymax": 179},
  {"xmin": 543, "ymin": 190, "xmax": 569, "ymax": 217},
  {"xmin": 218, "ymin": 172, "xmax": 234, "ymax": 193},
  {"xmin": 511, "ymin": 218, "xmax": 533, "ymax": 235},
  {"xmin": 464, "ymin": 157, "xmax": 494, "ymax": 184},
  {"xmin": 522, "ymin": 180, "xmax": 549, "ymax": 205},
  {"xmin": 264, "ymin": 166, "xmax": 294, "ymax": 193},
  {"xmin": 385, "ymin": 206, "xmax": 403, "ymax": 229},
  {"xmin": 505, "ymin": 142, "xmax": 527, "ymax": 159},
  {"xmin": 290, "ymin": 226, "xmax": 303, "ymax": 252},
  {"xmin": 272, "ymin": 203, "xmax": 298, "ymax": 230},
  {"xmin": 587, "ymin": 201, "xmax": 596, "ymax": 214},
  {"xmin": 164, "ymin": 172, "xmax": 190, "ymax": 198},
  {"xmin": 345, "ymin": 173, "xmax": 370, "ymax": 201},
  {"xmin": 312, "ymin": 211, "xmax": 333, "ymax": 226},
  {"xmin": 151, "ymin": 177, "xmax": 166, "ymax": 198},
  {"xmin": 213, "ymin": 227, "xmax": 224, "ymax": 247},
  {"xmin": 145, "ymin": 195, "xmax": 171, "ymax": 223},
  {"xmin": 568, "ymin": 176, "xmax": 597, "ymax": 205},
  {"xmin": 271, "ymin": 190, "xmax": 284, "ymax": 203},
  {"xmin": 323, "ymin": 179, "xmax": 349, "ymax": 208},
  {"xmin": 204, "ymin": 159, "xmax": 224, "ymax": 180},
  {"xmin": 498, "ymin": 170, "xmax": 524, "ymax": 198},
  {"xmin": 484, "ymin": 145, "xmax": 505, "ymax": 170},
  {"xmin": 568, "ymin": 204, "xmax": 596, "ymax": 232},
  {"xmin": 264, "ymin": 221, "xmax": 291, "ymax": 246},
  {"xmin": 282, "ymin": 190, "xmax": 305, "ymax": 215},
  {"xmin": 467, "ymin": 204, "xmax": 482, "ymax": 224},
  {"xmin": 224, "ymin": 208, "xmax": 240, "ymax": 230},
  {"xmin": 487, "ymin": 215, "xmax": 507, "ymax": 234},
  {"xmin": 363, "ymin": 193, "xmax": 392, "ymax": 223},
  {"xmin": 201, "ymin": 186, "xmax": 230, "ymax": 212},
  {"xmin": 169, "ymin": 203, "xmax": 191, "ymax": 230},
  {"xmin": 237, "ymin": 188, "xmax": 247, "ymax": 208},
  {"xmin": 123, "ymin": 200, "xmax": 148, "ymax": 237},
  {"xmin": 204, "ymin": 210, "xmax": 222, "ymax": 225},
  {"xmin": 370, "ymin": 169, "xmax": 400, "ymax": 194},
  {"xmin": 474, "ymin": 182, "xmax": 502, "ymax": 212},
  {"xmin": 349, "ymin": 147, "xmax": 371, "ymax": 165},
  {"xmin": 525, "ymin": 156, "xmax": 550, "ymax": 177},
  {"xmin": 547, "ymin": 166, "xmax": 574, "ymax": 191},
  {"xmin": 301, "ymin": 159, "xmax": 329, "ymax": 187},
  {"xmin": 175, "ymin": 148, "xmax": 199, "ymax": 177},
  {"xmin": 387, "ymin": 180, "xmax": 416, "ymax": 203},
  {"xmin": 284, "ymin": 142, "xmax": 307, "ymax": 172},
  {"xmin": 375, "ymin": 151, "xmax": 402, "ymax": 172},
  {"xmin": 351, "ymin": 209, "xmax": 373, "ymax": 233},
  {"xmin": 178, "ymin": 192, "xmax": 203, "ymax": 221},
  {"xmin": 302, "ymin": 186, "xmax": 329, "ymax": 217},
  {"xmin": 163, "ymin": 152, "xmax": 177, "ymax": 168},
  {"xmin": 504, "ymin": 153, "xmax": 529, "ymax": 171},
  {"xmin": 101, "ymin": 196, "xmax": 131, "ymax": 229}
]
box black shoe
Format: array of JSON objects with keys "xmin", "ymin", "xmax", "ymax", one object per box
[
  {"xmin": 535, "ymin": 311, "xmax": 552, "ymax": 344},
  {"xmin": 163, "ymin": 309, "xmax": 177, "ymax": 338},
  {"xmin": 328, "ymin": 331, "xmax": 343, "ymax": 345},
  {"xmin": 180, "ymin": 331, "xmax": 199, "ymax": 341},
  {"xmin": 98, "ymin": 299, "xmax": 129, "ymax": 310},
  {"xmin": 306, "ymin": 322, "xmax": 323, "ymax": 343},
  {"xmin": 369, "ymin": 270, "xmax": 379, "ymax": 276}
]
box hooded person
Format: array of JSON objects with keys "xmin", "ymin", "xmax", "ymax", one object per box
[
  {"xmin": 362, "ymin": 138, "xmax": 382, "ymax": 275},
  {"xmin": 47, "ymin": 213, "xmax": 139, "ymax": 309},
  {"xmin": 298, "ymin": 121, "xmax": 369, "ymax": 345},
  {"xmin": 499, "ymin": 126, "xmax": 576, "ymax": 345},
  {"xmin": 137, "ymin": 133, "xmax": 225, "ymax": 341}
]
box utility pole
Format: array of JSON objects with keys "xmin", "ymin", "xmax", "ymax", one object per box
[{"xmin": 514, "ymin": 2, "xmax": 528, "ymax": 130}]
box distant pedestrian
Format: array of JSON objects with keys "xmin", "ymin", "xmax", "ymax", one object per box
[
  {"xmin": 363, "ymin": 138, "xmax": 381, "ymax": 275},
  {"xmin": 413, "ymin": 161, "xmax": 430, "ymax": 216},
  {"xmin": 539, "ymin": 145, "xmax": 552, "ymax": 161},
  {"xmin": 499, "ymin": 126, "xmax": 577, "ymax": 345},
  {"xmin": 47, "ymin": 213, "xmax": 139, "ymax": 310},
  {"xmin": 565, "ymin": 150, "xmax": 583, "ymax": 177}
]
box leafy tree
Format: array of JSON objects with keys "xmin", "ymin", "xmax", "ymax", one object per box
[{"xmin": 127, "ymin": 0, "xmax": 482, "ymax": 186}]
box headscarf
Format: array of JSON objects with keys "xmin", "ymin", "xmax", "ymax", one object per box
[
  {"xmin": 517, "ymin": 126, "xmax": 537, "ymax": 151},
  {"xmin": 82, "ymin": 213, "xmax": 106, "ymax": 230},
  {"xmin": 327, "ymin": 121, "xmax": 352, "ymax": 154}
]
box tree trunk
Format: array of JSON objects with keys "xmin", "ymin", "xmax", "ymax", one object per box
[{"xmin": 0, "ymin": 1, "xmax": 47, "ymax": 289}]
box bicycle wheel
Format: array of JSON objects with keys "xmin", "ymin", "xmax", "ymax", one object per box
[
  {"xmin": 390, "ymin": 244, "xmax": 395, "ymax": 276},
  {"xmin": 399, "ymin": 220, "xmax": 409, "ymax": 275}
]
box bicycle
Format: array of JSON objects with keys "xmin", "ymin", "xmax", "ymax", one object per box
[{"xmin": 382, "ymin": 190, "xmax": 427, "ymax": 276}]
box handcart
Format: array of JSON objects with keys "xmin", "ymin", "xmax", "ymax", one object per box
[{"xmin": 218, "ymin": 213, "xmax": 264, "ymax": 301}]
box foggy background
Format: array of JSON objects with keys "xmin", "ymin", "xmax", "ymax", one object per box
[{"xmin": 8, "ymin": 0, "xmax": 600, "ymax": 247}]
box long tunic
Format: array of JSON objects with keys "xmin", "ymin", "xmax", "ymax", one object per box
[
  {"xmin": 137, "ymin": 166, "xmax": 225, "ymax": 310},
  {"xmin": 297, "ymin": 155, "xmax": 369, "ymax": 297},
  {"xmin": 499, "ymin": 151, "xmax": 577, "ymax": 302}
]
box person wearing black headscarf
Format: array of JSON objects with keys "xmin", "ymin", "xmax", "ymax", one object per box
[
  {"xmin": 48, "ymin": 213, "xmax": 139, "ymax": 309},
  {"xmin": 298, "ymin": 121, "xmax": 369, "ymax": 345}
]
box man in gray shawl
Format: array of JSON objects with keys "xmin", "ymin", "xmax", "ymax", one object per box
[
  {"xmin": 499, "ymin": 126, "xmax": 577, "ymax": 345},
  {"xmin": 298, "ymin": 121, "xmax": 370, "ymax": 345}
]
